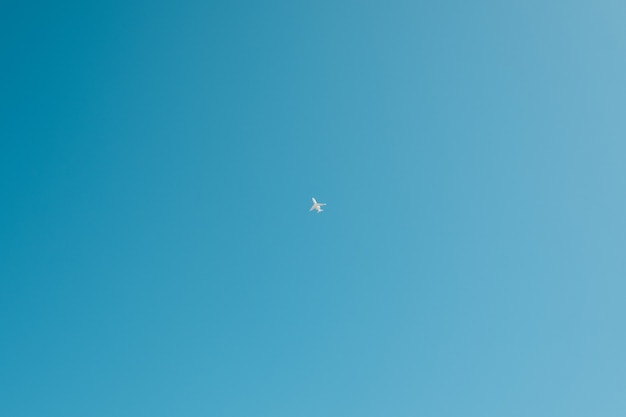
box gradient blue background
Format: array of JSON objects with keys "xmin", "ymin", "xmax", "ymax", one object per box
[{"xmin": 2, "ymin": 1, "xmax": 626, "ymax": 416}]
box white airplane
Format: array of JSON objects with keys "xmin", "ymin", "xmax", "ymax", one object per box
[{"xmin": 309, "ymin": 198, "xmax": 326, "ymax": 213}]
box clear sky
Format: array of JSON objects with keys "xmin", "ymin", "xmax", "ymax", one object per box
[{"xmin": 2, "ymin": 1, "xmax": 626, "ymax": 416}]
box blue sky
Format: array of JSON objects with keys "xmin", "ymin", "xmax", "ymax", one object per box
[{"xmin": 2, "ymin": 1, "xmax": 626, "ymax": 416}]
